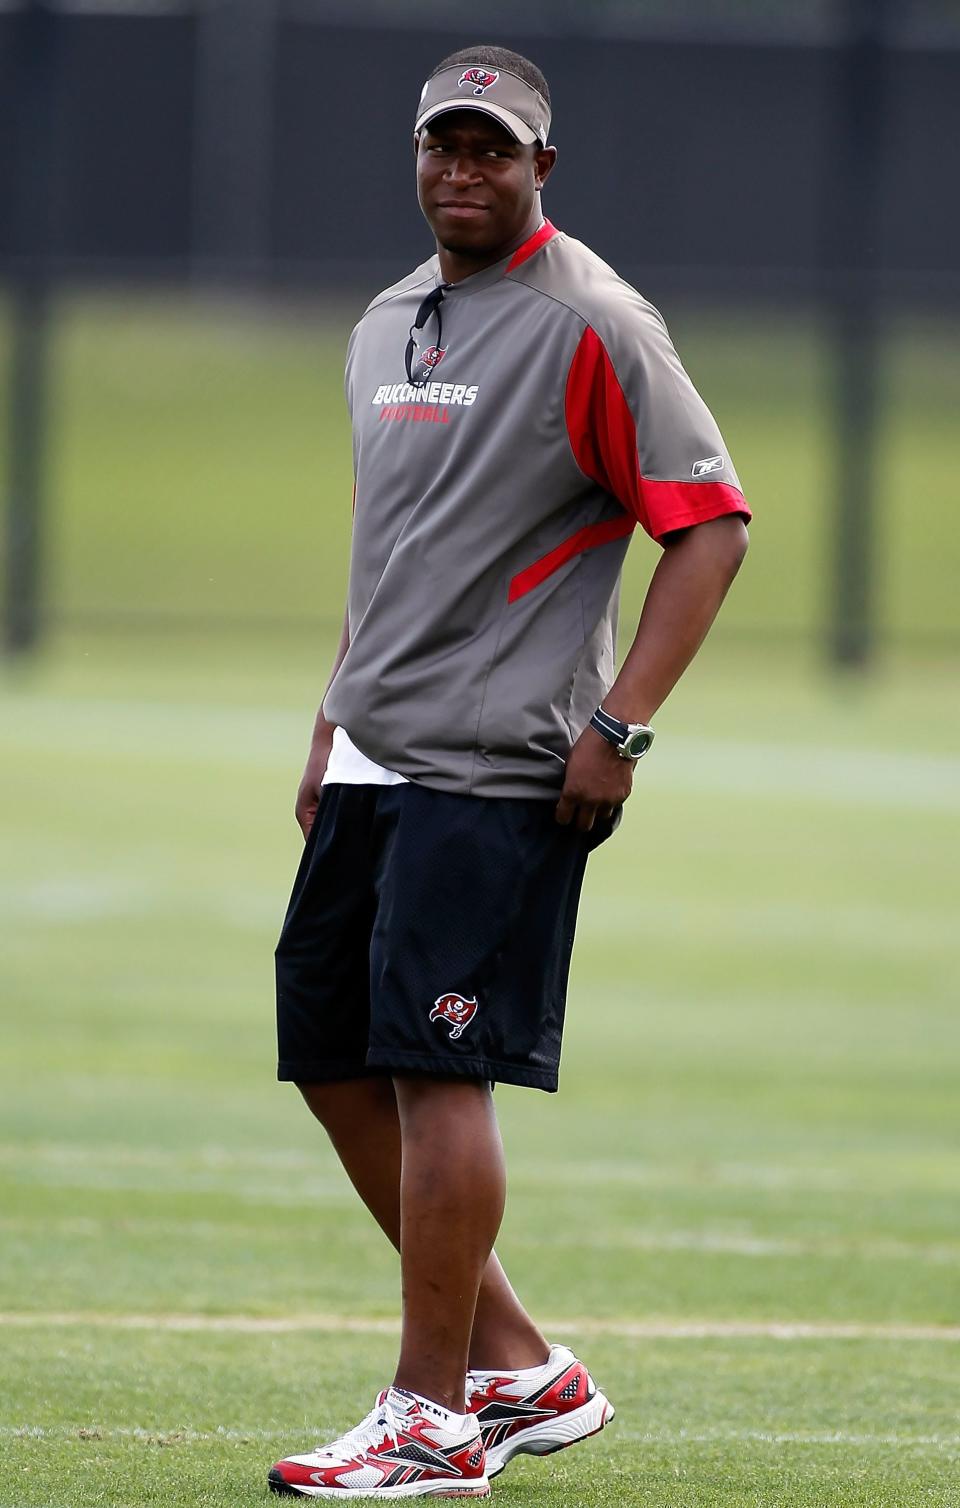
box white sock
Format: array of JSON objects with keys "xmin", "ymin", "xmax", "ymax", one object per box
[
  {"xmin": 406, "ymin": 1390, "xmax": 471, "ymax": 1432},
  {"xmin": 470, "ymin": 1348, "xmax": 555, "ymax": 1382}
]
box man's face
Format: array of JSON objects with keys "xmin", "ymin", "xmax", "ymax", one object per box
[{"xmin": 416, "ymin": 111, "xmax": 553, "ymax": 260}]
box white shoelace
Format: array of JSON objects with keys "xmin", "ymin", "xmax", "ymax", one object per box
[{"xmin": 314, "ymin": 1396, "xmax": 402, "ymax": 1459}]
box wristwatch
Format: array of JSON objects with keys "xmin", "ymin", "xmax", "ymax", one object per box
[{"xmin": 589, "ymin": 705, "xmax": 655, "ymax": 761}]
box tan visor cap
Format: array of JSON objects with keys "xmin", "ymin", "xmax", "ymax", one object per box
[{"xmin": 415, "ymin": 64, "xmax": 551, "ymax": 147}]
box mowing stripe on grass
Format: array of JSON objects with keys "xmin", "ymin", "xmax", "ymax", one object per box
[
  {"xmin": 3, "ymin": 1214, "xmax": 957, "ymax": 1266},
  {"xmin": 3, "ymin": 1312, "xmax": 960, "ymax": 1341},
  {"xmin": 514, "ymin": 1229, "xmax": 960, "ymax": 1265},
  {"xmin": 5, "ymin": 1142, "xmax": 957, "ymax": 1196},
  {"xmin": 7, "ymin": 697, "xmax": 960, "ymax": 810}
]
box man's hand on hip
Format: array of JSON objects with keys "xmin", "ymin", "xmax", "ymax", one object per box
[{"xmin": 555, "ymin": 725, "xmax": 633, "ymax": 832}]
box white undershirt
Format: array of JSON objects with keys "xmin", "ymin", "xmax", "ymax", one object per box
[{"xmin": 321, "ymin": 725, "xmax": 407, "ymax": 787}]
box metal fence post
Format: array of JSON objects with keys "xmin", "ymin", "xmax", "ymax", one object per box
[
  {"xmin": 191, "ymin": 0, "xmax": 278, "ymax": 280},
  {"xmin": 4, "ymin": 0, "xmax": 57, "ymax": 655},
  {"xmin": 826, "ymin": 0, "xmax": 888, "ymax": 668}
]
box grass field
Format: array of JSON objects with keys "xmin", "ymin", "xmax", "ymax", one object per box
[
  {"xmin": 1, "ymin": 291, "xmax": 959, "ymax": 1504},
  {"xmin": 2, "ymin": 627, "xmax": 958, "ymax": 1506}
]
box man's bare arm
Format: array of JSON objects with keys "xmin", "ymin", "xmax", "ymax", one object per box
[
  {"xmin": 556, "ymin": 513, "xmax": 749, "ymax": 831},
  {"xmin": 295, "ymin": 604, "xmax": 350, "ymax": 839}
]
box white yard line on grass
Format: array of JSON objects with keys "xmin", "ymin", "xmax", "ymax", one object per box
[
  {"xmin": 4, "ymin": 1424, "xmax": 960, "ymax": 1450},
  {"xmin": 2, "ymin": 1312, "xmax": 960, "ymax": 1342},
  {"xmin": 624, "ymin": 1429, "xmax": 960, "ymax": 1449}
]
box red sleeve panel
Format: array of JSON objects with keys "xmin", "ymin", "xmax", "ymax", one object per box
[{"xmin": 564, "ymin": 325, "xmax": 750, "ymax": 544}]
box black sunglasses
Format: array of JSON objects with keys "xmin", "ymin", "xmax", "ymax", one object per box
[{"xmin": 404, "ymin": 284, "xmax": 450, "ymax": 386}]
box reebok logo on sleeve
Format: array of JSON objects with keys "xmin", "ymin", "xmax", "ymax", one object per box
[{"xmin": 691, "ymin": 455, "xmax": 724, "ymax": 478}]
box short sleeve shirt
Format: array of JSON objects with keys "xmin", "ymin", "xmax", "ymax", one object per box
[{"xmin": 324, "ymin": 222, "xmax": 750, "ymax": 799}]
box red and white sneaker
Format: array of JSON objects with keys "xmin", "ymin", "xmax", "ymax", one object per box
[
  {"xmin": 466, "ymin": 1343, "xmax": 614, "ymax": 1479},
  {"xmin": 268, "ymin": 1386, "xmax": 490, "ymax": 1498}
]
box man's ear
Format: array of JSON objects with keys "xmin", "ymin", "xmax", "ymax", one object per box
[
  {"xmin": 413, "ymin": 130, "xmax": 422, "ymax": 160},
  {"xmin": 534, "ymin": 144, "xmax": 558, "ymax": 192}
]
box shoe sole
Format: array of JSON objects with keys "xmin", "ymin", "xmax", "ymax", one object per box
[
  {"xmin": 268, "ymin": 1467, "xmax": 490, "ymax": 1499},
  {"xmin": 483, "ymin": 1390, "xmax": 615, "ymax": 1479}
]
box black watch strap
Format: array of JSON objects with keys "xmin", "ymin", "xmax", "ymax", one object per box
[{"xmin": 589, "ymin": 707, "xmax": 630, "ymax": 747}]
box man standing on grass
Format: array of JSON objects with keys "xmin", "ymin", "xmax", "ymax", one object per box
[{"xmin": 271, "ymin": 44, "xmax": 749, "ymax": 1499}]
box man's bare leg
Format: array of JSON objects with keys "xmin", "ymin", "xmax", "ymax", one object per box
[
  {"xmin": 390, "ymin": 1077, "xmax": 503, "ymax": 1409},
  {"xmin": 297, "ymin": 1078, "xmax": 550, "ymax": 1374}
]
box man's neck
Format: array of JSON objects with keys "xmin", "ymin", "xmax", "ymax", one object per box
[{"xmin": 436, "ymin": 209, "xmax": 544, "ymax": 285}]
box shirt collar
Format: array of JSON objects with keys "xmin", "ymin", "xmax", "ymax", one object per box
[{"xmin": 433, "ymin": 219, "xmax": 557, "ymax": 298}]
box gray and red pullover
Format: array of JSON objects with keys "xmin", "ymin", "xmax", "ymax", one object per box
[{"xmin": 324, "ymin": 221, "xmax": 751, "ymax": 799}]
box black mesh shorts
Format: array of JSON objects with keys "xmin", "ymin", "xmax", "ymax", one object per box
[{"xmin": 275, "ymin": 782, "xmax": 598, "ymax": 1093}]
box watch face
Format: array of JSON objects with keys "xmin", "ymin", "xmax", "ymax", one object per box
[{"xmin": 624, "ymin": 729, "xmax": 653, "ymax": 759}]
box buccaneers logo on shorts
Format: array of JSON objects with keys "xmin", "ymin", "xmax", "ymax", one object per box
[
  {"xmin": 458, "ymin": 68, "xmax": 499, "ymax": 96},
  {"xmin": 429, "ymin": 991, "xmax": 479, "ymax": 1040}
]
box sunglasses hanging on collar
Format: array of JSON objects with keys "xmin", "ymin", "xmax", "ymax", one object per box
[{"xmin": 405, "ymin": 284, "xmax": 450, "ymax": 386}]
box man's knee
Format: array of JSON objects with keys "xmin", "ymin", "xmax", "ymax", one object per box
[
  {"xmin": 294, "ymin": 1080, "xmax": 336, "ymax": 1125},
  {"xmin": 393, "ymin": 1074, "xmax": 493, "ymax": 1119},
  {"xmin": 294, "ymin": 1076, "xmax": 394, "ymax": 1131}
]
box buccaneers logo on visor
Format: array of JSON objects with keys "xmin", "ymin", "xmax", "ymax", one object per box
[
  {"xmin": 429, "ymin": 992, "xmax": 479, "ymax": 1040},
  {"xmin": 458, "ymin": 68, "xmax": 499, "ymax": 96}
]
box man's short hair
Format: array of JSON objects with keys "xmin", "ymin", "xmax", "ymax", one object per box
[{"xmin": 431, "ymin": 45, "xmax": 551, "ymax": 109}]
